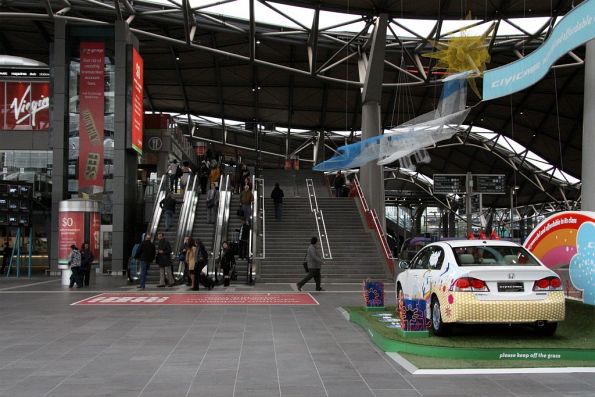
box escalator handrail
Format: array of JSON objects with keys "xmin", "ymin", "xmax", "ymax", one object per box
[
  {"xmin": 208, "ymin": 174, "xmax": 230, "ymax": 278},
  {"xmin": 173, "ymin": 174, "xmax": 199, "ymax": 256},
  {"xmin": 146, "ymin": 174, "xmax": 168, "ymax": 242}
]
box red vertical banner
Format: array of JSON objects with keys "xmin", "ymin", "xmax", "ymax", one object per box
[
  {"xmin": 90, "ymin": 211, "xmax": 101, "ymax": 261},
  {"xmin": 131, "ymin": 47, "xmax": 144, "ymax": 155},
  {"xmin": 58, "ymin": 212, "xmax": 84, "ymax": 263},
  {"xmin": 78, "ymin": 42, "xmax": 105, "ymax": 192},
  {"xmin": 0, "ymin": 82, "xmax": 5, "ymax": 128}
]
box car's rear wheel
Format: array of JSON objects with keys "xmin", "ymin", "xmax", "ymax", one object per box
[
  {"xmin": 534, "ymin": 321, "xmax": 557, "ymax": 336},
  {"xmin": 430, "ymin": 297, "xmax": 449, "ymax": 336}
]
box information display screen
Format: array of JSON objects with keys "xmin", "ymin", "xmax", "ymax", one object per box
[
  {"xmin": 473, "ymin": 174, "xmax": 507, "ymax": 194},
  {"xmin": 433, "ymin": 174, "xmax": 467, "ymax": 194},
  {"xmin": 0, "ymin": 181, "xmax": 32, "ymax": 226}
]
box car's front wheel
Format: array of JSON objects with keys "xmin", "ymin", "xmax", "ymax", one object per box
[
  {"xmin": 430, "ymin": 297, "xmax": 449, "ymax": 336},
  {"xmin": 534, "ymin": 321, "xmax": 557, "ymax": 336}
]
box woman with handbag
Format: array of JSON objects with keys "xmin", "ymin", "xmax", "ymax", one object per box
[
  {"xmin": 184, "ymin": 237, "xmax": 197, "ymax": 291},
  {"xmin": 296, "ymin": 237, "xmax": 325, "ymax": 292}
]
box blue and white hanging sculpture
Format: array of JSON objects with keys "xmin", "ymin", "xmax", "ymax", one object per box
[{"xmin": 313, "ymin": 72, "xmax": 471, "ymax": 172}]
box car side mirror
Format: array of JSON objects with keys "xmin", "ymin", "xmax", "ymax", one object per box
[{"xmin": 398, "ymin": 260, "xmax": 410, "ymax": 270}]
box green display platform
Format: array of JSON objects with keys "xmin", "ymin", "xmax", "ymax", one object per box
[{"xmin": 346, "ymin": 301, "xmax": 595, "ymax": 364}]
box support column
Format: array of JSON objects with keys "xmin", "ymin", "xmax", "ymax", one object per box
[
  {"xmin": 112, "ymin": 21, "xmax": 140, "ymax": 274},
  {"xmin": 359, "ymin": 14, "xmax": 387, "ymax": 231},
  {"xmin": 50, "ymin": 19, "xmax": 69, "ymax": 271},
  {"xmin": 582, "ymin": 40, "xmax": 595, "ymax": 211}
]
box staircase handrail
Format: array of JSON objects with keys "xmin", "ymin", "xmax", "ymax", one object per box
[
  {"xmin": 305, "ymin": 178, "xmax": 332, "ymax": 260},
  {"xmin": 247, "ymin": 176, "xmax": 264, "ymax": 284},
  {"xmin": 353, "ymin": 175, "xmax": 395, "ymax": 275},
  {"xmin": 146, "ymin": 174, "xmax": 168, "ymax": 242}
]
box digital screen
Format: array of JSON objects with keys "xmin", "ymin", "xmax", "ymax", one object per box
[
  {"xmin": 19, "ymin": 215, "xmax": 29, "ymax": 226},
  {"xmin": 8, "ymin": 186, "xmax": 17, "ymax": 194},
  {"xmin": 8, "ymin": 199, "xmax": 17, "ymax": 210},
  {"xmin": 0, "ymin": 214, "xmax": 7, "ymax": 224},
  {"xmin": 0, "ymin": 185, "xmax": 7, "ymax": 194},
  {"xmin": 19, "ymin": 200, "xmax": 29, "ymax": 211},
  {"xmin": 19, "ymin": 185, "xmax": 29, "ymax": 195},
  {"xmin": 0, "ymin": 198, "xmax": 6, "ymax": 210},
  {"xmin": 433, "ymin": 174, "xmax": 467, "ymax": 194},
  {"xmin": 8, "ymin": 214, "xmax": 17, "ymax": 224}
]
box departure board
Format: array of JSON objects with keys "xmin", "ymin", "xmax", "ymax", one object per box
[
  {"xmin": 474, "ymin": 174, "xmax": 506, "ymax": 194},
  {"xmin": 433, "ymin": 174, "xmax": 467, "ymax": 194}
]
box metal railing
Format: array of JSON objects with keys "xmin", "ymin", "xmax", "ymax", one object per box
[
  {"xmin": 353, "ymin": 175, "xmax": 395, "ymax": 275},
  {"xmin": 146, "ymin": 174, "xmax": 168, "ymax": 242},
  {"xmin": 208, "ymin": 174, "xmax": 231, "ymax": 279},
  {"xmin": 305, "ymin": 178, "xmax": 332, "ymax": 260},
  {"xmin": 247, "ymin": 176, "xmax": 265, "ymax": 284}
]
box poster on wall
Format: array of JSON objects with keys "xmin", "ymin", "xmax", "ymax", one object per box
[
  {"xmin": 130, "ymin": 47, "xmax": 144, "ymax": 155},
  {"xmin": 58, "ymin": 211, "xmax": 84, "ymax": 264},
  {"xmin": 78, "ymin": 42, "xmax": 105, "ymax": 193},
  {"xmin": 1, "ymin": 82, "xmax": 50, "ymax": 130},
  {"xmin": 90, "ymin": 211, "xmax": 101, "ymax": 261}
]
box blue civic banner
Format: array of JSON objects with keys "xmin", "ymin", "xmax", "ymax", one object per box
[{"xmin": 483, "ymin": 0, "xmax": 595, "ymax": 101}]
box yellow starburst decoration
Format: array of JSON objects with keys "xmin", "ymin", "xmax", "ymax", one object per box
[{"xmin": 423, "ymin": 14, "xmax": 493, "ymax": 98}]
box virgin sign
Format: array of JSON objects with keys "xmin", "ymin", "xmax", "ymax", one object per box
[{"xmin": 1, "ymin": 81, "xmax": 49, "ymax": 130}]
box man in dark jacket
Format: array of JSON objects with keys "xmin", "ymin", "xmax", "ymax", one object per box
[
  {"xmin": 296, "ymin": 237, "xmax": 326, "ymax": 292},
  {"xmin": 80, "ymin": 242, "xmax": 94, "ymax": 287},
  {"xmin": 136, "ymin": 233, "xmax": 155, "ymax": 290},
  {"xmin": 334, "ymin": 171, "xmax": 345, "ymax": 197},
  {"xmin": 159, "ymin": 193, "xmax": 177, "ymax": 230},
  {"xmin": 270, "ymin": 182, "xmax": 284, "ymax": 220},
  {"xmin": 238, "ymin": 220, "xmax": 251, "ymax": 259},
  {"xmin": 156, "ymin": 232, "xmax": 174, "ymax": 287}
]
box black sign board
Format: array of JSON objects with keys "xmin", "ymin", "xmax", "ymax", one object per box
[
  {"xmin": 0, "ymin": 181, "xmax": 33, "ymax": 227},
  {"xmin": 0, "ymin": 68, "xmax": 50, "ymax": 79},
  {"xmin": 433, "ymin": 174, "xmax": 467, "ymax": 194},
  {"xmin": 474, "ymin": 174, "xmax": 506, "ymax": 194}
]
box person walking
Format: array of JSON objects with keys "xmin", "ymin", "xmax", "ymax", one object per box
[
  {"xmin": 135, "ymin": 233, "xmax": 155, "ymax": 290},
  {"xmin": 180, "ymin": 160, "xmax": 193, "ymax": 192},
  {"xmin": 80, "ymin": 242, "xmax": 94, "ymax": 287},
  {"xmin": 219, "ymin": 241, "xmax": 235, "ymax": 287},
  {"xmin": 156, "ymin": 232, "xmax": 175, "ymax": 287},
  {"xmin": 1, "ymin": 240, "xmax": 11, "ymax": 275},
  {"xmin": 296, "ymin": 237, "xmax": 325, "ymax": 292},
  {"xmin": 184, "ymin": 237, "xmax": 198, "ymax": 291},
  {"xmin": 206, "ymin": 183, "xmax": 219, "ymax": 224},
  {"xmin": 270, "ymin": 182, "xmax": 284, "ymax": 220},
  {"xmin": 160, "ymin": 192, "xmax": 177, "ymax": 230},
  {"xmin": 167, "ymin": 159, "xmax": 180, "ymax": 193},
  {"xmin": 238, "ymin": 219, "xmax": 251, "ymax": 259},
  {"xmin": 209, "ymin": 162, "xmax": 221, "ymax": 187},
  {"xmin": 199, "ymin": 161, "xmax": 210, "ymax": 194},
  {"xmin": 334, "ymin": 171, "xmax": 345, "ymax": 197},
  {"xmin": 239, "ymin": 184, "xmax": 253, "ymax": 223},
  {"xmin": 68, "ymin": 245, "xmax": 83, "ymax": 288}
]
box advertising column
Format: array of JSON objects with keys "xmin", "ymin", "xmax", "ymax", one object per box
[
  {"xmin": 58, "ymin": 199, "xmax": 100, "ymax": 286},
  {"xmin": 78, "ymin": 42, "xmax": 105, "ymax": 194}
]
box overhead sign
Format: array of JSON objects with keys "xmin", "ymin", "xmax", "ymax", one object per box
[
  {"xmin": 1, "ymin": 81, "xmax": 49, "ymax": 130},
  {"xmin": 433, "ymin": 174, "xmax": 467, "ymax": 194},
  {"xmin": 130, "ymin": 47, "xmax": 144, "ymax": 155},
  {"xmin": 483, "ymin": 0, "xmax": 595, "ymax": 100},
  {"xmin": 72, "ymin": 293, "xmax": 319, "ymax": 306},
  {"xmin": 78, "ymin": 42, "xmax": 105, "ymax": 193},
  {"xmin": 0, "ymin": 68, "xmax": 49, "ymax": 78},
  {"xmin": 474, "ymin": 174, "xmax": 506, "ymax": 194}
]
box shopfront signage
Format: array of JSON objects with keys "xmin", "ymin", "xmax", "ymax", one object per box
[
  {"xmin": 483, "ymin": 0, "xmax": 595, "ymax": 100},
  {"xmin": 130, "ymin": 47, "xmax": 144, "ymax": 155},
  {"xmin": 1, "ymin": 81, "xmax": 50, "ymax": 130},
  {"xmin": 78, "ymin": 42, "xmax": 105, "ymax": 192}
]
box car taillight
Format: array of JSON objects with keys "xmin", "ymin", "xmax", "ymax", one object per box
[
  {"xmin": 533, "ymin": 276, "xmax": 562, "ymax": 291},
  {"xmin": 452, "ymin": 277, "xmax": 489, "ymax": 292}
]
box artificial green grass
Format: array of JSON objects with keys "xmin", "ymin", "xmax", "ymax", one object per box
[
  {"xmin": 399, "ymin": 352, "xmax": 595, "ymax": 369},
  {"xmin": 347, "ymin": 300, "xmax": 595, "ymax": 350}
]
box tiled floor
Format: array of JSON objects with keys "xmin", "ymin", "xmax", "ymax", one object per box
[{"xmin": 0, "ymin": 276, "xmax": 593, "ymax": 397}]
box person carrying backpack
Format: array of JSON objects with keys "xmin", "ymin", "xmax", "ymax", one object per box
[{"xmin": 167, "ymin": 159, "xmax": 181, "ymax": 193}]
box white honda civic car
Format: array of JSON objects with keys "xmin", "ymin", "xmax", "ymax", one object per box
[{"xmin": 396, "ymin": 240, "xmax": 565, "ymax": 336}]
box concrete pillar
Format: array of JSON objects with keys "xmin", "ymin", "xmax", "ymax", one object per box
[
  {"xmin": 50, "ymin": 19, "xmax": 69, "ymax": 271},
  {"xmin": 359, "ymin": 14, "xmax": 387, "ymax": 231},
  {"xmin": 112, "ymin": 21, "xmax": 140, "ymax": 274},
  {"xmin": 582, "ymin": 40, "xmax": 595, "ymax": 211}
]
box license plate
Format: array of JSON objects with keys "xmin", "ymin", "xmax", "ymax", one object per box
[{"xmin": 498, "ymin": 282, "xmax": 524, "ymax": 292}]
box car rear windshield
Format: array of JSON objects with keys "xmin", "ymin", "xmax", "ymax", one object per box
[{"xmin": 453, "ymin": 245, "xmax": 541, "ymax": 267}]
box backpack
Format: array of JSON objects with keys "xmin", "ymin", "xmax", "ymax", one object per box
[{"xmin": 175, "ymin": 165, "xmax": 183, "ymax": 178}]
